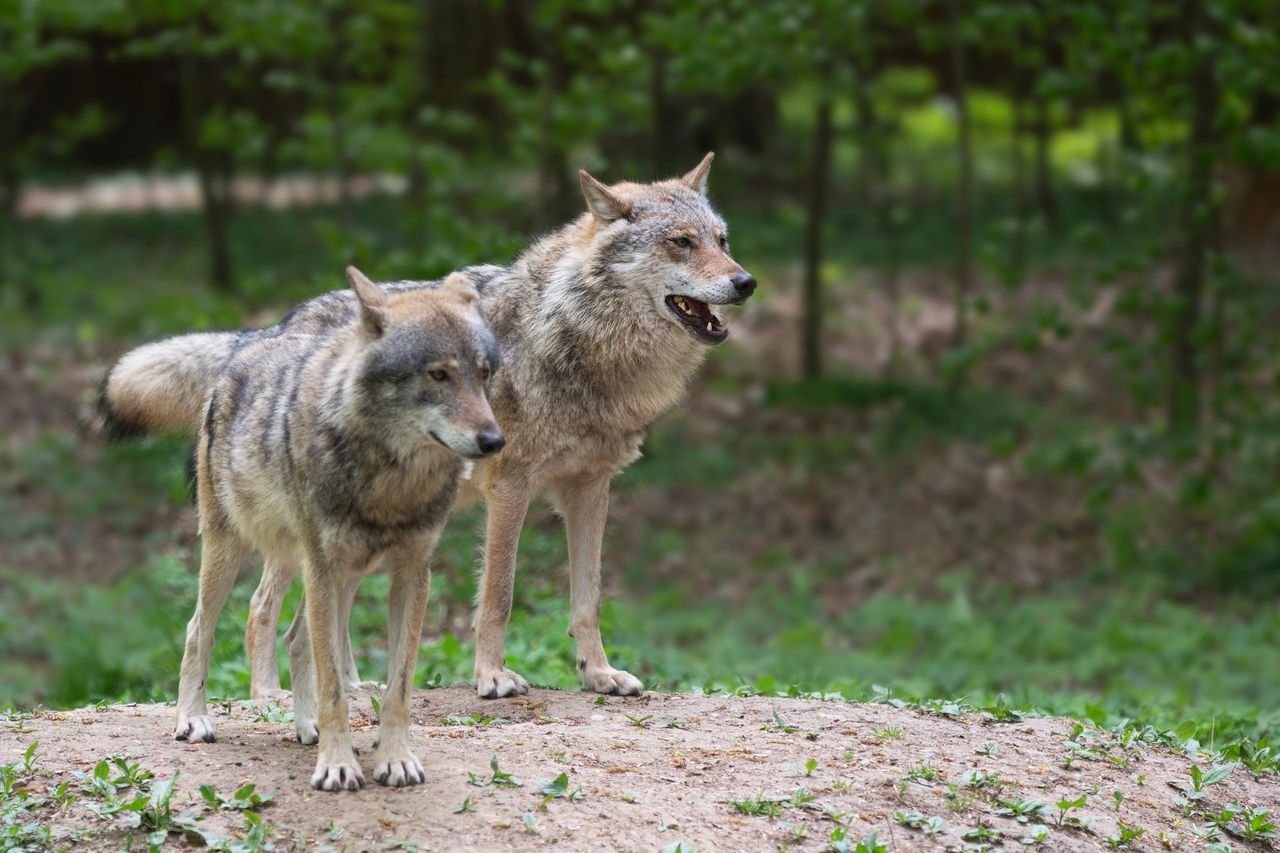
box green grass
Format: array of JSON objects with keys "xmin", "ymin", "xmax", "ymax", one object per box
[{"xmin": 4, "ymin": 490, "xmax": 1278, "ymax": 744}]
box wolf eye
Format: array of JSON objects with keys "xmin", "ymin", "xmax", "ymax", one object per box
[
  {"xmin": 719, "ymin": 236, "xmax": 729, "ymax": 250},
  {"xmin": 671, "ymin": 236, "xmax": 692, "ymax": 249},
  {"xmin": 479, "ymin": 366, "xmax": 490, "ymax": 382},
  {"xmin": 428, "ymin": 369, "xmax": 449, "ymax": 382}
]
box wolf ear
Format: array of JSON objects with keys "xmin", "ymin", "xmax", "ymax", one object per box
[
  {"xmin": 681, "ymin": 151, "xmax": 715, "ymax": 195},
  {"xmin": 441, "ymin": 271, "xmax": 478, "ymax": 304},
  {"xmin": 346, "ymin": 265, "xmax": 389, "ymax": 338},
  {"xmin": 579, "ymin": 170, "xmax": 631, "ymax": 223}
]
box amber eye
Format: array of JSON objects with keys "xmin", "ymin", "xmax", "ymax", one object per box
[
  {"xmin": 428, "ymin": 369, "xmax": 449, "ymax": 382},
  {"xmin": 672, "ymin": 236, "xmax": 692, "ymax": 249}
]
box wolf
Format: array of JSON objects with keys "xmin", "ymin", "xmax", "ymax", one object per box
[
  {"xmin": 102, "ymin": 153, "xmax": 755, "ymax": 701},
  {"xmin": 118, "ymin": 267, "xmax": 504, "ymax": 791}
]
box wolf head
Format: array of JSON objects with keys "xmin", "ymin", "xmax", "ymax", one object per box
[
  {"xmin": 346, "ymin": 266, "xmax": 504, "ymax": 460},
  {"xmin": 576, "ymin": 152, "xmax": 756, "ymax": 346}
]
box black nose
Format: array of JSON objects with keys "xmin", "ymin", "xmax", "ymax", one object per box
[
  {"xmin": 731, "ymin": 271, "xmax": 757, "ymax": 298},
  {"xmin": 476, "ymin": 430, "xmax": 505, "ymax": 455}
]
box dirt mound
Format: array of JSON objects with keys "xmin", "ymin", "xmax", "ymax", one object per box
[{"xmin": 3, "ymin": 688, "xmax": 1276, "ymax": 851}]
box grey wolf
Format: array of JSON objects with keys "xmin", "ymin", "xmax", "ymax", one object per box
[
  {"xmin": 105, "ymin": 267, "xmax": 503, "ymax": 790},
  {"xmin": 104, "ymin": 153, "xmax": 756, "ymax": 701}
]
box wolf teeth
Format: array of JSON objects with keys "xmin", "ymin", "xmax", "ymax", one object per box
[{"xmin": 706, "ymin": 321, "xmax": 713, "ymax": 332}]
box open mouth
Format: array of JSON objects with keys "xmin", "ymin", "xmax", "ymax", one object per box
[{"xmin": 665, "ymin": 295, "xmax": 729, "ymax": 345}]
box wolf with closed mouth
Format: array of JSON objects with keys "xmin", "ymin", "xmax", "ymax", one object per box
[
  {"xmin": 163, "ymin": 268, "xmax": 502, "ymax": 791},
  {"xmin": 101, "ymin": 153, "xmax": 755, "ymax": 701}
]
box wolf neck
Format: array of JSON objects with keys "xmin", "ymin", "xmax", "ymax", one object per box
[{"xmin": 517, "ymin": 221, "xmax": 707, "ymax": 426}]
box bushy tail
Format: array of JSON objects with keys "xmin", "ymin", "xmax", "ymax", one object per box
[{"xmin": 99, "ymin": 331, "xmax": 243, "ymax": 440}]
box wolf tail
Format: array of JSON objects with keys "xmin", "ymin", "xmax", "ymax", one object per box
[{"xmin": 99, "ymin": 331, "xmax": 243, "ymax": 440}]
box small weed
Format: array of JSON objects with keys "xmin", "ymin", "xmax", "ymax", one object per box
[
  {"xmin": 828, "ymin": 826, "xmax": 886, "ymax": 853},
  {"xmin": 1052, "ymin": 794, "xmax": 1093, "ymax": 833},
  {"xmin": 1229, "ymin": 805, "xmax": 1277, "ymax": 842},
  {"xmin": 453, "ymin": 797, "xmax": 472, "ymax": 814},
  {"xmin": 1111, "ymin": 788, "xmax": 1124, "ymax": 809},
  {"xmin": 1105, "ymin": 822, "xmax": 1144, "ymax": 848},
  {"xmin": 468, "ymin": 754, "xmax": 522, "ymax": 788},
  {"xmin": 962, "ymin": 823, "xmax": 1002, "ymax": 843},
  {"xmin": 975, "ymin": 740, "xmax": 999, "ymax": 756},
  {"xmin": 803, "ymin": 759, "xmax": 818, "ymax": 777},
  {"xmin": 245, "ymin": 702, "xmax": 293, "ymax": 725},
  {"xmin": 764, "ymin": 709, "xmax": 798, "ymax": 734},
  {"xmin": 521, "ymin": 812, "xmax": 537, "ymax": 834},
  {"xmin": 957, "ymin": 768, "xmax": 1001, "ymax": 790},
  {"xmin": 873, "ymin": 726, "xmax": 904, "ymax": 740},
  {"xmin": 1021, "ymin": 823, "xmax": 1052, "ymax": 846},
  {"xmin": 903, "ymin": 764, "xmax": 939, "ymax": 786},
  {"xmin": 731, "ymin": 791, "xmax": 789, "ymax": 818},
  {"xmin": 1173, "ymin": 762, "xmax": 1236, "ymax": 802},
  {"xmin": 199, "ymin": 782, "xmax": 275, "ymax": 812},
  {"xmin": 442, "ymin": 711, "xmax": 506, "ymax": 727},
  {"xmin": 895, "ymin": 811, "xmax": 945, "ymax": 834},
  {"xmin": 995, "ymin": 797, "xmax": 1046, "ymax": 823},
  {"xmin": 536, "ymin": 772, "xmax": 583, "ymax": 807},
  {"xmin": 624, "ymin": 713, "xmax": 652, "ymax": 729}
]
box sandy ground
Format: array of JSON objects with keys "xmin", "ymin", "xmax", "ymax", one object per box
[{"xmin": 2, "ymin": 688, "xmax": 1276, "ymax": 852}]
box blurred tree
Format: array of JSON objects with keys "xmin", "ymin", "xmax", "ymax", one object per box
[{"xmin": 0, "ymin": 0, "xmax": 107, "ymax": 304}]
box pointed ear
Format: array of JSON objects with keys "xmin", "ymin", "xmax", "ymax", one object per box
[
  {"xmin": 681, "ymin": 151, "xmax": 715, "ymax": 195},
  {"xmin": 578, "ymin": 170, "xmax": 631, "ymax": 223},
  {"xmin": 346, "ymin": 265, "xmax": 388, "ymax": 338},
  {"xmin": 441, "ymin": 271, "xmax": 478, "ymax": 304}
]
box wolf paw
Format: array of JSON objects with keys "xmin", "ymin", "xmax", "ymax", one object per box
[
  {"xmin": 475, "ymin": 667, "xmax": 530, "ymax": 699},
  {"xmin": 372, "ymin": 751, "xmax": 425, "ymax": 788},
  {"xmin": 346, "ymin": 680, "xmax": 384, "ymax": 693},
  {"xmin": 249, "ymin": 687, "xmax": 291, "ymax": 703},
  {"xmin": 581, "ymin": 666, "xmax": 644, "ymax": 696},
  {"xmin": 295, "ymin": 719, "xmax": 319, "ymax": 745},
  {"xmin": 174, "ymin": 714, "xmax": 217, "ymax": 743},
  {"xmin": 311, "ymin": 755, "xmax": 365, "ymax": 791}
]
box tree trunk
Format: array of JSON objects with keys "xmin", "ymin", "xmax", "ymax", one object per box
[
  {"xmin": 1032, "ymin": 96, "xmax": 1056, "ymax": 233},
  {"xmin": 852, "ymin": 61, "xmax": 901, "ymax": 377},
  {"xmin": 801, "ymin": 93, "xmax": 834, "ymax": 380},
  {"xmin": 180, "ymin": 55, "xmax": 234, "ymax": 292},
  {"xmin": 1167, "ymin": 0, "xmax": 1220, "ymax": 433},
  {"xmin": 1010, "ymin": 77, "xmax": 1028, "ymax": 282},
  {"xmin": 649, "ymin": 49, "xmax": 669, "ymax": 179},
  {"xmin": 328, "ymin": 33, "xmax": 353, "ymax": 234},
  {"xmin": 950, "ymin": 0, "xmax": 974, "ymax": 353}
]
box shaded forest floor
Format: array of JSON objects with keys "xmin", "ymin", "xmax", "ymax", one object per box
[{"xmin": 3, "ymin": 688, "xmax": 1278, "ymax": 852}]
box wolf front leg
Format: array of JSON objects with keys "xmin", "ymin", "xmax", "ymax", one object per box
[
  {"xmin": 474, "ymin": 477, "xmax": 533, "ymax": 698},
  {"xmin": 371, "ymin": 537, "xmax": 435, "ymax": 787},
  {"xmin": 302, "ymin": 558, "xmax": 364, "ymax": 791},
  {"xmin": 175, "ymin": 526, "xmax": 246, "ymax": 742},
  {"xmin": 246, "ymin": 559, "xmax": 293, "ymax": 699},
  {"xmin": 557, "ymin": 475, "xmax": 643, "ymax": 696}
]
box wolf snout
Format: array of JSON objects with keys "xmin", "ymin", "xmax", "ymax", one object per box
[
  {"xmin": 475, "ymin": 429, "xmax": 505, "ymax": 457},
  {"xmin": 731, "ymin": 271, "xmax": 757, "ymax": 299}
]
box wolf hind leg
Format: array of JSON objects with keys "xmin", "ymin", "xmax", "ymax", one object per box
[
  {"xmin": 247, "ymin": 558, "xmax": 294, "ymax": 700},
  {"xmin": 473, "ymin": 479, "xmax": 533, "ymax": 699},
  {"xmin": 337, "ymin": 577, "xmax": 378, "ymax": 691},
  {"xmin": 557, "ymin": 475, "xmax": 643, "ymax": 697},
  {"xmin": 175, "ymin": 526, "xmax": 247, "ymax": 742},
  {"xmin": 285, "ymin": 594, "xmax": 318, "ymax": 745}
]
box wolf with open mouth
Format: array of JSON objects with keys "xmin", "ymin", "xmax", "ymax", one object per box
[{"xmin": 102, "ymin": 152, "xmax": 757, "ymax": 701}]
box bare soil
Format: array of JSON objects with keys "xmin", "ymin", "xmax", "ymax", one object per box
[{"xmin": 4, "ymin": 688, "xmax": 1276, "ymax": 852}]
